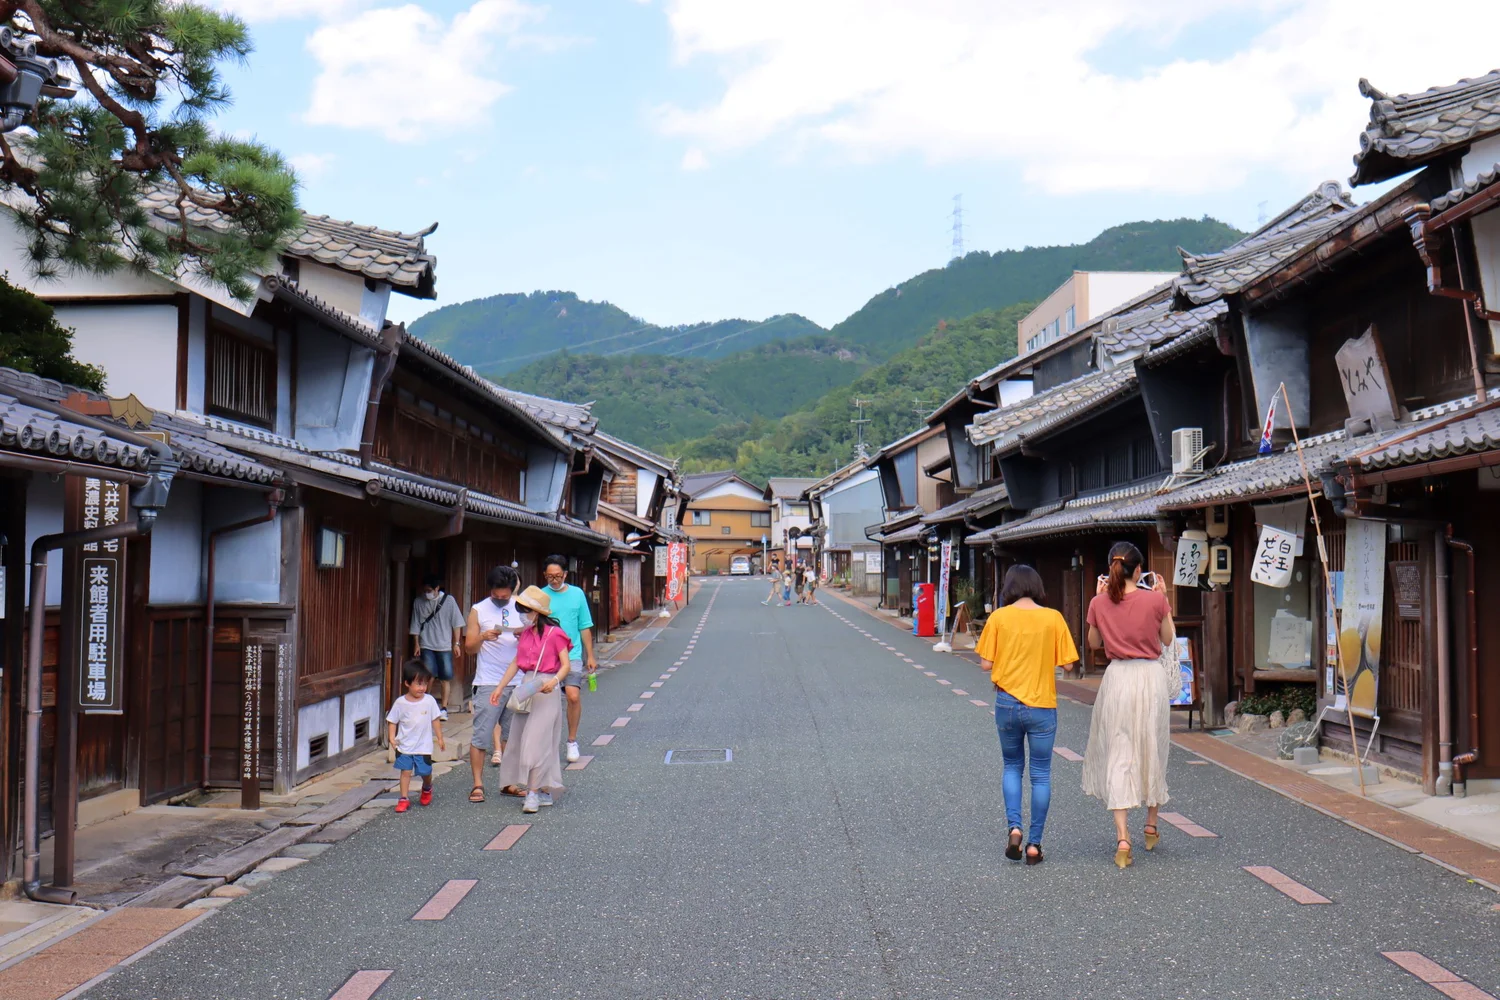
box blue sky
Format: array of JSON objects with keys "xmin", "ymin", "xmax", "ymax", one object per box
[{"xmin": 206, "ymin": 0, "xmax": 1500, "ymax": 329}]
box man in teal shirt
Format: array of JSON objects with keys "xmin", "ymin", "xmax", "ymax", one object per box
[{"xmin": 543, "ymin": 555, "xmax": 595, "ymax": 762}]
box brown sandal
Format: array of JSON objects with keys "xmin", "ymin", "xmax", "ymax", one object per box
[
  {"xmin": 499, "ymin": 785, "xmax": 526, "ymax": 798},
  {"xmin": 469, "ymin": 786, "xmax": 486, "ymax": 803}
]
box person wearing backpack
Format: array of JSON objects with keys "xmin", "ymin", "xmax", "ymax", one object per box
[
  {"xmin": 490, "ymin": 585, "xmax": 573, "ymax": 814},
  {"xmin": 410, "ymin": 573, "xmax": 466, "ymax": 720}
]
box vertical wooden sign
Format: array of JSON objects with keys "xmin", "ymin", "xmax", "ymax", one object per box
[
  {"xmin": 241, "ymin": 641, "xmax": 264, "ymax": 809},
  {"xmin": 67, "ymin": 476, "xmax": 128, "ymax": 714}
]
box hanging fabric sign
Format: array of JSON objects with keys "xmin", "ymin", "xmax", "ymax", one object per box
[
  {"xmin": 1174, "ymin": 535, "xmax": 1208, "ymax": 586},
  {"xmin": 1338, "ymin": 518, "xmax": 1386, "ymax": 719},
  {"xmin": 1254, "ymin": 498, "xmax": 1307, "ymax": 556},
  {"xmin": 1250, "ymin": 524, "xmax": 1297, "ymax": 588}
]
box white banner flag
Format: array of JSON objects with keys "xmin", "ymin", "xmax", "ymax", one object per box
[{"xmin": 1250, "ymin": 524, "xmax": 1297, "ymax": 588}]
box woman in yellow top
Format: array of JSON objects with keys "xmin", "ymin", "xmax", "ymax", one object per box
[{"xmin": 975, "ymin": 565, "xmax": 1080, "ymax": 865}]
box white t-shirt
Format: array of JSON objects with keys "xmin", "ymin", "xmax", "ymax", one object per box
[
  {"xmin": 472, "ymin": 596, "xmax": 521, "ymax": 687},
  {"xmin": 386, "ymin": 693, "xmax": 440, "ymax": 755}
]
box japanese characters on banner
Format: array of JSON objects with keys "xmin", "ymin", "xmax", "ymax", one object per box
[
  {"xmin": 665, "ymin": 542, "xmax": 688, "ymax": 601},
  {"xmin": 71, "ymin": 476, "xmax": 128, "ymax": 714},
  {"xmin": 865, "ymin": 549, "xmax": 882, "ymax": 573},
  {"xmin": 936, "ymin": 541, "xmax": 952, "ymax": 631},
  {"xmin": 1337, "ymin": 518, "xmax": 1386, "ymax": 718},
  {"xmin": 1174, "ymin": 535, "xmax": 1208, "ymax": 586},
  {"xmin": 1250, "ymin": 524, "xmax": 1297, "ymax": 588},
  {"xmin": 242, "ymin": 644, "xmax": 263, "ymax": 783},
  {"xmin": 653, "ymin": 545, "xmax": 668, "ymax": 578}
]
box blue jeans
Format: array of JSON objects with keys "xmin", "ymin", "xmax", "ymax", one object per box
[
  {"xmin": 994, "ymin": 689, "xmax": 1058, "ymax": 845},
  {"xmin": 420, "ymin": 648, "xmax": 454, "ymax": 680}
]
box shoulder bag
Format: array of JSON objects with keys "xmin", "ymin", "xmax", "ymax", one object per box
[{"xmin": 506, "ymin": 627, "xmax": 560, "ymax": 715}]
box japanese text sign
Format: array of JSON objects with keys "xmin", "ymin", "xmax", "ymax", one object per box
[
  {"xmin": 69, "ymin": 476, "xmax": 128, "ymax": 714},
  {"xmin": 1250, "ymin": 524, "xmax": 1297, "ymax": 588},
  {"xmin": 1174, "ymin": 536, "xmax": 1208, "ymax": 587},
  {"xmin": 1335, "ymin": 326, "xmax": 1399, "ymax": 424}
]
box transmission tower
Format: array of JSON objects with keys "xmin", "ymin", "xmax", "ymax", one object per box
[
  {"xmin": 912, "ymin": 397, "xmax": 934, "ymax": 421},
  {"xmin": 949, "ymin": 194, "xmax": 965, "ymax": 262},
  {"xmin": 850, "ymin": 397, "xmax": 872, "ymax": 460}
]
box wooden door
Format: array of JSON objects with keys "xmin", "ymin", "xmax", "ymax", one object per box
[{"xmin": 141, "ymin": 612, "xmax": 204, "ymax": 803}]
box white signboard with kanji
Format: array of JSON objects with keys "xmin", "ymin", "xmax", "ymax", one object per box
[
  {"xmin": 1250, "ymin": 524, "xmax": 1297, "ymax": 588},
  {"xmin": 1174, "ymin": 536, "xmax": 1208, "ymax": 586}
]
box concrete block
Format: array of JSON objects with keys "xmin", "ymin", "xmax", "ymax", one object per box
[
  {"xmin": 184, "ymin": 896, "xmax": 234, "ymax": 910},
  {"xmin": 279, "ymin": 843, "xmax": 333, "ymax": 860},
  {"xmin": 233, "ymin": 871, "xmax": 277, "ymax": 888},
  {"xmin": 254, "ymin": 856, "xmax": 308, "ymax": 873},
  {"xmin": 1358, "ymin": 764, "xmax": 1381, "ymax": 785},
  {"xmin": 1292, "ymin": 746, "xmax": 1320, "ymax": 766},
  {"xmin": 210, "ymin": 885, "xmax": 252, "ymax": 898}
]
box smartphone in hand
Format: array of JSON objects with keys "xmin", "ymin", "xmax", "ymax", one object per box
[{"xmin": 1139, "ymin": 572, "xmax": 1158, "ymax": 590}]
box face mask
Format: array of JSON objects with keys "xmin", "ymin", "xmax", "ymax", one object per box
[
  {"xmin": 523, "ymin": 611, "xmax": 538, "ymax": 625},
  {"xmin": 490, "ymin": 595, "xmax": 509, "ymax": 609},
  {"xmin": 425, "ymin": 590, "xmax": 438, "ymax": 600}
]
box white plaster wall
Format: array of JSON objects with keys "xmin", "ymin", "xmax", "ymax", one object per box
[
  {"xmin": 997, "ymin": 378, "xmax": 1035, "ymax": 406},
  {"xmin": 635, "ymin": 469, "xmax": 660, "ymax": 520},
  {"xmin": 1462, "ymin": 134, "xmax": 1500, "ymax": 356},
  {"xmin": 185, "ymin": 296, "xmax": 206, "ymax": 412},
  {"xmin": 1460, "ymin": 134, "xmax": 1500, "ymax": 182},
  {"xmin": 148, "ymin": 479, "xmax": 204, "ymax": 605},
  {"xmin": 296, "ymin": 696, "xmax": 343, "ymax": 770},
  {"xmin": 697, "ymin": 480, "xmax": 763, "ymax": 501},
  {"xmin": 204, "ymin": 487, "xmax": 281, "ymax": 603},
  {"xmin": 0, "ymin": 212, "xmax": 171, "ymax": 298},
  {"xmin": 343, "ymin": 685, "xmax": 382, "ymax": 749},
  {"xmin": 53, "ymin": 303, "xmax": 178, "ymax": 409},
  {"xmin": 1084, "ymin": 272, "xmax": 1174, "ymax": 320},
  {"xmin": 23, "ymin": 473, "xmax": 64, "ymax": 606},
  {"xmin": 296, "ymin": 262, "xmax": 367, "ymax": 319}
]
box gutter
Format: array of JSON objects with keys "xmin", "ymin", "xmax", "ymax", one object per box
[{"xmin": 358, "ymin": 324, "xmax": 402, "ymax": 468}]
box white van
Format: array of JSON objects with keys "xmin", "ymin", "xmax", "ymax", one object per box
[{"xmin": 729, "ymin": 555, "xmax": 751, "ymax": 575}]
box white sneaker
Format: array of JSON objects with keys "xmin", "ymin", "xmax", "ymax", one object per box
[
  {"xmin": 522, "ymin": 791, "xmax": 540, "ymax": 813},
  {"xmin": 438, "ymin": 708, "xmax": 449, "ymax": 722},
  {"xmin": 536, "ymin": 791, "xmax": 554, "ymax": 807},
  {"xmin": 490, "ymin": 749, "xmax": 503, "ymax": 766},
  {"xmin": 565, "ymin": 741, "xmax": 580, "ymax": 763}
]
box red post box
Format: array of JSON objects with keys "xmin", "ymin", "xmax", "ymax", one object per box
[{"xmin": 914, "ymin": 582, "xmax": 936, "ymax": 637}]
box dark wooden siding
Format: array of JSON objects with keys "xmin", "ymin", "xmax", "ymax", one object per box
[
  {"xmin": 298, "ymin": 496, "xmax": 384, "ymax": 681},
  {"xmin": 374, "ymin": 377, "xmax": 525, "ymax": 501}
]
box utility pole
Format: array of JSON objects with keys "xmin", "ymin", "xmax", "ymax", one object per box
[
  {"xmin": 949, "ymin": 194, "xmax": 965, "ymax": 263},
  {"xmin": 850, "ymin": 398, "xmax": 871, "ymax": 461},
  {"xmin": 912, "ymin": 398, "xmax": 934, "ymax": 421}
]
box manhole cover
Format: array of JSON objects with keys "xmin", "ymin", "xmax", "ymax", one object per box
[
  {"xmin": 664, "ymin": 749, "xmax": 732, "ymax": 764},
  {"xmin": 1308, "ymin": 766, "xmax": 1352, "ymax": 776},
  {"xmin": 1448, "ymin": 803, "xmax": 1500, "ymax": 817}
]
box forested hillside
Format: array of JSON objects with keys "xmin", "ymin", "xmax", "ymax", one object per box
[
  {"xmin": 673, "ymin": 303, "xmax": 1031, "ymax": 479},
  {"xmin": 504, "ymin": 338, "xmax": 866, "ymax": 449},
  {"xmin": 409, "ymin": 290, "xmax": 824, "ymax": 373}
]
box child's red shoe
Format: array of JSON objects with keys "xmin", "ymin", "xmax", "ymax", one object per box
[
  {"xmin": 394, "ymin": 797, "xmax": 411, "ymax": 813},
  {"xmin": 418, "ymin": 787, "xmax": 433, "ymax": 807}
]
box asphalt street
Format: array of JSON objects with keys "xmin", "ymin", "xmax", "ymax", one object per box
[{"xmin": 89, "ymin": 579, "xmax": 1500, "ymax": 1000}]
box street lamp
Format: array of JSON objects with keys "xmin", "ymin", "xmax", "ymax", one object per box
[{"xmin": 0, "ymin": 28, "xmax": 68, "ymax": 134}]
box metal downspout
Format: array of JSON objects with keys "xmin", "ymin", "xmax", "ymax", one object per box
[
  {"xmin": 1434, "ymin": 530, "xmax": 1453, "ymax": 795},
  {"xmin": 1446, "ymin": 529, "xmax": 1481, "ymax": 796},
  {"xmin": 24, "ymin": 521, "xmax": 152, "ymax": 904},
  {"xmin": 359, "ymin": 325, "xmax": 403, "ymax": 469},
  {"xmin": 202, "ymin": 491, "xmax": 284, "ymax": 790}
]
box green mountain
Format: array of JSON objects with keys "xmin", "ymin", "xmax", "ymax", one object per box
[
  {"xmin": 674, "ymin": 303, "xmax": 1031, "ymax": 479},
  {"xmin": 830, "ymin": 216, "xmax": 1245, "ymax": 362},
  {"xmin": 504, "ymin": 338, "xmax": 867, "ymax": 450},
  {"xmin": 409, "ymin": 290, "xmax": 825, "ymax": 373}
]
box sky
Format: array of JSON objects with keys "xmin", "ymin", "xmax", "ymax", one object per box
[{"xmin": 203, "ymin": 0, "xmax": 1500, "ymax": 329}]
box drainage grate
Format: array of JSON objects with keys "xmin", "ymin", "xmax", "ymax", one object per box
[{"xmin": 664, "ymin": 749, "xmax": 732, "ymax": 764}]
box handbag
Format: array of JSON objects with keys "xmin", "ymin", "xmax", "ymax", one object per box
[
  {"xmin": 506, "ymin": 627, "xmax": 559, "ymax": 714},
  {"xmin": 1157, "ymin": 639, "xmax": 1180, "ymax": 697}
]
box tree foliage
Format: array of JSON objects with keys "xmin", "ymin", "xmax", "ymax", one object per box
[
  {"xmin": 0, "ymin": 271, "xmax": 104, "ymax": 389},
  {"xmin": 0, "ymin": 1, "xmax": 300, "ymax": 299}
]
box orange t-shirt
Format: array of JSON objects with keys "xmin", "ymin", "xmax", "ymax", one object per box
[{"xmin": 974, "ymin": 604, "xmax": 1079, "ymax": 709}]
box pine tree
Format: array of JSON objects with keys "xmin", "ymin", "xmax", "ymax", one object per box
[
  {"xmin": 0, "ymin": 1, "xmax": 299, "ymax": 301},
  {"xmin": 0, "ymin": 273, "xmax": 105, "ymax": 390}
]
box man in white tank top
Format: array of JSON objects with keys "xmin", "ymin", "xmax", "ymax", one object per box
[{"xmin": 464, "ymin": 565, "xmax": 523, "ymax": 802}]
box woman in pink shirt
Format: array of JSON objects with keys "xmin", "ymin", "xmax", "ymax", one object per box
[
  {"xmin": 490, "ymin": 585, "xmax": 573, "ymax": 814},
  {"xmin": 1081, "ymin": 542, "xmax": 1176, "ymax": 869}
]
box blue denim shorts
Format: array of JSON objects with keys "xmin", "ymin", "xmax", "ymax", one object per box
[
  {"xmin": 420, "ymin": 648, "xmax": 454, "ymax": 680},
  {"xmin": 394, "ymin": 753, "xmax": 433, "ymax": 776}
]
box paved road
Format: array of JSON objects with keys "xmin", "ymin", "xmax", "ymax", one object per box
[{"xmin": 91, "ymin": 580, "xmax": 1500, "ymax": 1000}]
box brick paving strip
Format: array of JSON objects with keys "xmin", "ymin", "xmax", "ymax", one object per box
[
  {"xmin": 0, "ymin": 908, "xmax": 201, "ymax": 1000},
  {"xmin": 1054, "ymin": 747, "xmax": 1085, "ymax": 762},
  {"xmin": 483, "ymin": 824, "xmax": 531, "ymax": 851},
  {"xmin": 1242, "ymin": 866, "xmax": 1332, "ymax": 904},
  {"xmin": 328, "ymin": 970, "xmax": 395, "ymax": 1000},
  {"xmin": 1158, "ymin": 811, "xmax": 1218, "ymax": 838},
  {"xmin": 565, "ymin": 755, "xmax": 595, "ymax": 771},
  {"xmin": 611, "ymin": 717, "xmax": 632, "ymax": 728},
  {"xmin": 591, "ymin": 734, "xmax": 615, "ymax": 746},
  {"xmin": 1383, "ymin": 952, "xmax": 1499, "ymax": 999},
  {"xmin": 412, "ymin": 879, "xmax": 478, "ymax": 920},
  {"xmin": 971, "ymin": 699, "xmax": 990, "ymax": 708}
]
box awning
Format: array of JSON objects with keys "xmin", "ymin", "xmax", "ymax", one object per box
[
  {"xmin": 966, "ymin": 480, "xmax": 1167, "ymax": 545},
  {"xmin": 921, "ymin": 483, "xmax": 1010, "ymax": 524}
]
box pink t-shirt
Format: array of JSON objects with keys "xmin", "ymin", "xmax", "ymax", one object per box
[
  {"xmin": 1087, "ymin": 588, "xmax": 1170, "ymax": 661},
  {"xmin": 516, "ymin": 626, "xmax": 573, "ymax": 674}
]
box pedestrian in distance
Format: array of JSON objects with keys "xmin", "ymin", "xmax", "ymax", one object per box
[
  {"xmin": 541, "ymin": 555, "xmax": 596, "ymax": 764},
  {"xmin": 1081, "ymin": 541, "xmax": 1177, "ymax": 869},
  {"xmin": 386, "ymin": 660, "xmax": 446, "ymax": 813},
  {"xmin": 763, "ymin": 564, "xmax": 782, "ymax": 605},
  {"xmin": 975, "ymin": 565, "xmax": 1079, "ymax": 865},
  {"xmin": 465, "ymin": 565, "xmax": 527, "ymax": 802},
  {"xmin": 409, "ymin": 573, "xmax": 466, "ymax": 721},
  {"xmin": 491, "ymin": 585, "xmax": 573, "ymax": 814},
  {"xmin": 803, "ymin": 566, "xmax": 819, "ymax": 605},
  {"xmin": 793, "ymin": 563, "xmax": 806, "ymax": 603},
  {"xmin": 782, "ymin": 566, "xmax": 793, "ymax": 606}
]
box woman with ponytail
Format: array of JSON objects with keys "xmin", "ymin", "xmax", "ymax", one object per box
[{"xmin": 1081, "ymin": 541, "xmax": 1176, "ymax": 869}]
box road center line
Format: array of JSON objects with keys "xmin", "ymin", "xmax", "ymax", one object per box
[
  {"xmin": 1383, "ymin": 952, "xmax": 1498, "ymax": 998},
  {"xmin": 628, "ymin": 703, "xmax": 645, "ymax": 711},
  {"xmin": 952, "ymin": 689, "xmax": 969, "ymax": 696},
  {"xmin": 611, "ymin": 717, "xmax": 632, "ymax": 727},
  {"xmin": 640, "ymin": 691, "xmax": 655, "ymax": 698},
  {"xmin": 565, "ymin": 755, "xmax": 595, "ymax": 771},
  {"xmin": 483, "ymin": 824, "xmax": 531, "ymax": 851},
  {"xmin": 1158, "ymin": 811, "xmax": 1218, "ymax": 838},
  {"xmin": 970, "ymin": 699, "xmax": 990, "ymax": 707},
  {"xmin": 1054, "ymin": 747, "xmax": 1085, "ymax": 762},
  {"xmin": 1242, "ymin": 866, "xmax": 1331, "ymax": 904},
  {"xmin": 650, "ymin": 682, "xmax": 663, "ymax": 688},
  {"xmin": 412, "ymin": 879, "xmax": 478, "ymax": 920},
  {"xmin": 328, "ymin": 970, "xmax": 395, "ymax": 1000},
  {"xmin": 591, "ymin": 734, "xmax": 615, "ymax": 746},
  {"xmin": 937, "ymin": 679, "xmax": 951, "ymax": 686}
]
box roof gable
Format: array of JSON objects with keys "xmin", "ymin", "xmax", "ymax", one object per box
[{"xmin": 1352, "ymin": 71, "xmax": 1500, "ymax": 186}]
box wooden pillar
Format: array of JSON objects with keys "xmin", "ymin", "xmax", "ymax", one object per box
[
  {"xmin": 1202, "ymin": 589, "xmax": 1230, "ymax": 725},
  {"xmin": 0, "ymin": 477, "xmax": 27, "ymax": 884},
  {"xmin": 124, "ymin": 534, "xmax": 152, "ymax": 806}
]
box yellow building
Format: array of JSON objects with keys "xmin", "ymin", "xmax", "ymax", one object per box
[{"xmin": 680, "ymin": 471, "xmax": 772, "ymax": 574}]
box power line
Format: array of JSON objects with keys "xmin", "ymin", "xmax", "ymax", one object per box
[{"xmin": 850, "ymin": 397, "xmax": 872, "ymax": 461}]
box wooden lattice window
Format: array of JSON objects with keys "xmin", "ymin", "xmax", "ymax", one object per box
[{"xmin": 206, "ymin": 323, "xmax": 276, "ymax": 428}]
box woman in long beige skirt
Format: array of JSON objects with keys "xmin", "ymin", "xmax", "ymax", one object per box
[
  {"xmin": 492, "ymin": 585, "xmax": 573, "ymax": 813},
  {"xmin": 1081, "ymin": 542, "xmax": 1176, "ymax": 868}
]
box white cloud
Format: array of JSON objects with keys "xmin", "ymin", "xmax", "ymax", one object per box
[
  {"xmin": 290, "ymin": 152, "xmax": 337, "ymax": 181},
  {"xmin": 304, "ymin": 1, "xmax": 542, "ymax": 142},
  {"xmin": 205, "ymin": 0, "xmax": 372, "ymax": 22},
  {"xmin": 655, "ymin": 0, "xmax": 1500, "ymax": 195},
  {"xmin": 680, "ymin": 147, "xmax": 708, "ymax": 171}
]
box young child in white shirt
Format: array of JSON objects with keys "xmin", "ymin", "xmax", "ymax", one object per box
[{"xmin": 386, "ymin": 660, "xmax": 446, "ymax": 812}]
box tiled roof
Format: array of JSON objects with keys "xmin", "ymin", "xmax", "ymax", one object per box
[
  {"xmin": 1345, "ymin": 394, "xmax": 1500, "ymax": 471},
  {"xmin": 765, "ymin": 477, "xmax": 819, "ymax": 499},
  {"xmin": 1156, "ymin": 433, "xmax": 1347, "ymax": 510},
  {"xmin": 138, "ymin": 185, "xmax": 438, "ymax": 296},
  {"xmin": 493, "ymin": 387, "xmax": 597, "ymax": 436},
  {"xmin": 965, "ymin": 481, "xmax": 1165, "ymax": 546},
  {"xmin": 967, "ymin": 365, "xmax": 1137, "ymax": 452},
  {"xmin": 0, "ymin": 368, "xmax": 278, "ymax": 485},
  {"xmin": 681, "ymin": 470, "xmax": 738, "ymax": 497},
  {"xmin": 1174, "ymin": 182, "xmax": 1355, "ymax": 306},
  {"xmin": 594, "ymin": 431, "xmax": 677, "ymax": 477},
  {"xmin": 269, "ymin": 277, "xmax": 385, "ymax": 347},
  {"xmin": 1351, "ymin": 71, "xmax": 1500, "ymax": 186},
  {"xmin": 1431, "ymin": 165, "xmax": 1500, "ymax": 213},
  {"xmin": 921, "ymin": 483, "xmax": 1009, "ymax": 524},
  {"xmin": 1096, "ymin": 300, "xmax": 1227, "ymax": 366}
]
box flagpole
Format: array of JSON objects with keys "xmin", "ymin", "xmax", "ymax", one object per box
[{"xmin": 1276, "ymin": 382, "xmax": 1365, "ymax": 796}]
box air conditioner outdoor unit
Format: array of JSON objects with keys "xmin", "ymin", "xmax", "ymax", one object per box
[{"xmin": 1171, "ymin": 427, "xmax": 1205, "ymax": 474}]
